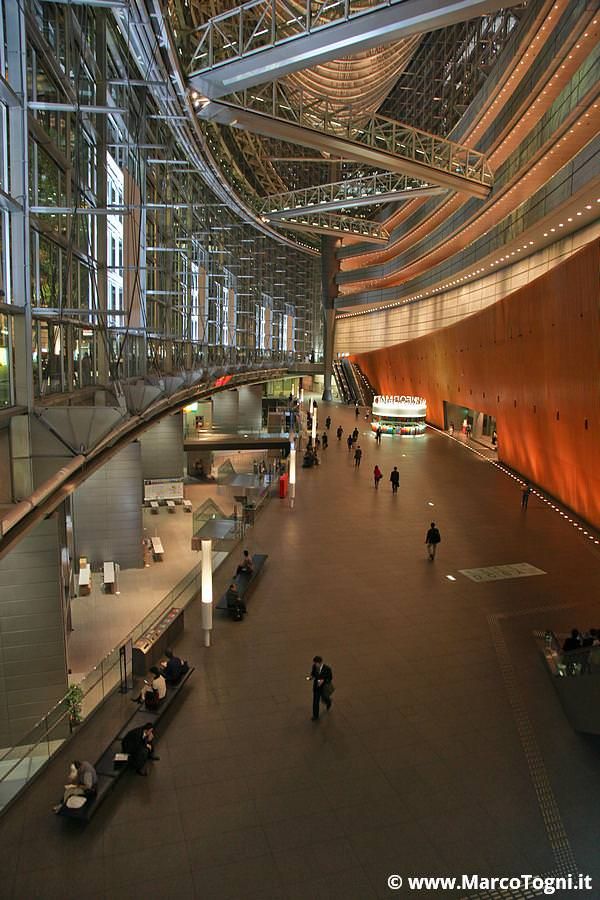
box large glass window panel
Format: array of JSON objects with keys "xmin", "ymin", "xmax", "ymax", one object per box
[
  {"xmin": 39, "ymin": 321, "xmax": 62, "ymax": 394},
  {"xmin": 0, "ymin": 313, "xmax": 11, "ymax": 406},
  {"xmin": 37, "ymin": 235, "xmax": 61, "ymax": 308}
]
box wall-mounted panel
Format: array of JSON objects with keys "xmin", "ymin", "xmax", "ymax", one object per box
[
  {"xmin": 140, "ymin": 412, "xmax": 184, "ymax": 480},
  {"xmin": 72, "ymin": 442, "xmax": 143, "ymax": 569},
  {"xmin": 0, "ymin": 515, "xmax": 67, "ymax": 746}
]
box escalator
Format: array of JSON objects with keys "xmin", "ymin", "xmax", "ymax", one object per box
[
  {"xmin": 333, "ymin": 359, "xmax": 352, "ymax": 402},
  {"xmin": 352, "ymin": 364, "xmax": 376, "ymax": 406},
  {"xmin": 341, "ymin": 358, "xmax": 364, "ymax": 405}
]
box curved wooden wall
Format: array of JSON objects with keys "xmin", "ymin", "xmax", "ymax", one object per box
[{"xmin": 352, "ymin": 239, "xmax": 600, "ymax": 529}]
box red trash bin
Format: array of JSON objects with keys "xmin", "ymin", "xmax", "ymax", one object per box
[{"xmin": 279, "ymin": 473, "xmax": 288, "ymax": 499}]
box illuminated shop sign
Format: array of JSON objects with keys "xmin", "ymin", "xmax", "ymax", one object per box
[{"xmin": 371, "ymin": 394, "xmax": 427, "ymax": 436}]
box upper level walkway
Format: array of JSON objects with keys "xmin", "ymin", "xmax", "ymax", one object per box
[
  {"xmin": 2, "ymin": 401, "xmax": 599, "ymax": 898},
  {"xmin": 0, "ymin": 357, "xmax": 322, "ymax": 559}
]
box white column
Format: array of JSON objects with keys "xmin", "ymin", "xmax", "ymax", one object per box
[
  {"xmin": 311, "ymin": 403, "xmax": 317, "ymax": 442},
  {"xmin": 289, "ymin": 438, "xmax": 296, "ymax": 509},
  {"xmin": 201, "ymin": 539, "xmax": 213, "ymax": 647}
]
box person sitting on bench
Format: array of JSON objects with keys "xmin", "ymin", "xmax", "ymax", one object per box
[
  {"xmin": 131, "ymin": 666, "xmax": 166, "ymax": 708},
  {"xmin": 52, "ymin": 760, "xmax": 97, "ymax": 813},
  {"xmin": 226, "ymin": 582, "xmax": 247, "ymax": 620},
  {"xmin": 122, "ymin": 722, "xmax": 159, "ymax": 776},
  {"xmin": 160, "ymin": 648, "xmax": 186, "ymax": 685},
  {"xmin": 236, "ymin": 549, "xmax": 254, "ymax": 577}
]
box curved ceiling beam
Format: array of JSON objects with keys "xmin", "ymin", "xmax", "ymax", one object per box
[{"xmin": 188, "ymin": 0, "xmax": 513, "ymax": 99}]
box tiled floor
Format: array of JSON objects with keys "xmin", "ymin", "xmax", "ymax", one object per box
[{"xmin": 2, "ymin": 400, "xmax": 600, "ymax": 900}]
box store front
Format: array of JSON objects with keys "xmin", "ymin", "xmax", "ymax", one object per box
[
  {"xmin": 371, "ymin": 395, "xmax": 427, "ymax": 436},
  {"xmin": 443, "ymin": 402, "xmax": 497, "ymax": 447}
]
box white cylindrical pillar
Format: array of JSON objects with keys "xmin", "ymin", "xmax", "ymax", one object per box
[
  {"xmin": 201, "ymin": 539, "xmax": 213, "ymax": 647},
  {"xmin": 289, "ymin": 444, "xmax": 296, "ymax": 486},
  {"xmin": 311, "ymin": 405, "xmax": 317, "ymax": 442}
]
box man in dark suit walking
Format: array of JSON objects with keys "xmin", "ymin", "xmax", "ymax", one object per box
[{"xmin": 308, "ymin": 656, "xmax": 333, "ymax": 720}]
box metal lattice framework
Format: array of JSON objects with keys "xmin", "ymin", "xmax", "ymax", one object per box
[
  {"xmin": 259, "ymin": 172, "xmax": 447, "ymax": 218},
  {"xmin": 195, "ymin": 83, "xmax": 493, "ymax": 197},
  {"xmin": 264, "ymin": 211, "xmax": 390, "ymax": 243},
  {"xmin": 188, "ymin": 0, "xmax": 509, "ymax": 96}
]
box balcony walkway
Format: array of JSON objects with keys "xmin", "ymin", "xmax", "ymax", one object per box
[{"xmin": 2, "ymin": 401, "xmax": 600, "ymax": 899}]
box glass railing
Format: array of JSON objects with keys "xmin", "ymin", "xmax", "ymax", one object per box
[
  {"xmin": 0, "ymin": 560, "xmax": 208, "ymax": 814},
  {"xmin": 541, "ymin": 631, "xmax": 600, "ymax": 678}
]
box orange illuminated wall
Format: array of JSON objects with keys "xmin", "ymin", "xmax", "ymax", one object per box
[{"xmin": 352, "ymin": 239, "xmax": 600, "ymax": 529}]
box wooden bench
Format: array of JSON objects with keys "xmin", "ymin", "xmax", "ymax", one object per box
[
  {"xmin": 151, "ymin": 537, "xmax": 164, "ymax": 561},
  {"xmin": 216, "ymin": 554, "xmax": 268, "ymax": 616},
  {"xmin": 183, "ymin": 499, "xmax": 192, "ymax": 513},
  {"xmin": 78, "ymin": 565, "xmax": 91, "ymax": 596},
  {"xmin": 57, "ymin": 667, "xmax": 194, "ymax": 822},
  {"xmin": 150, "ymin": 500, "xmax": 159, "ymax": 514},
  {"xmin": 166, "ymin": 500, "xmax": 176, "ymax": 513}
]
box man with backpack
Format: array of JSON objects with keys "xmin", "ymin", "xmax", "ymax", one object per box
[{"xmin": 425, "ymin": 522, "xmax": 441, "ymax": 560}]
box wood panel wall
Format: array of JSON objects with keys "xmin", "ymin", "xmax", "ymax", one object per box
[{"xmin": 352, "ymin": 239, "xmax": 600, "ymax": 529}]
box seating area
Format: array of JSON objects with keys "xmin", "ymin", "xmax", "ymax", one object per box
[
  {"xmin": 57, "ymin": 666, "xmax": 194, "ymax": 822},
  {"xmin": 216, "ymin": 553, "xmax": 268, "ymax": 616}
]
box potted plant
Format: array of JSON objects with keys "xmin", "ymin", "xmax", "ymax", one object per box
[{"xmin": 66, "ymin": 684, "xmax": 84, "ymax": 731}]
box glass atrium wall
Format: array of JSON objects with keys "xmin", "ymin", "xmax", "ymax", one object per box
[{"xmin": 0, "ymin": 0, "xmax": 321, "ymax": 411}]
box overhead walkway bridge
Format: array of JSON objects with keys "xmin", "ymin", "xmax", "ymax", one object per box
[{"xmin": 188, "ymin": 0, "xmax": 512, "ymax": 100}]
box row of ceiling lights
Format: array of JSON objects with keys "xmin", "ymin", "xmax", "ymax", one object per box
[
  {"xmin": 337, "ymin": 196, "xmax": 600, "ymax": 319},
  {"xmin": 353, "ymin": 1, "xmax": 567, "ymax": 263},
  {"xmin": 349, "ymin": 95, "xmax": 597, "ymax": 295},
  {"xmin": 341, "ymin": 7, "xmax": 595, "ymax": 282}
]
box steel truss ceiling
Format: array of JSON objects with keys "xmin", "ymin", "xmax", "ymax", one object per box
[
  {"xmin": 262, "ymin": 212, "xmax": 390, "ymax": 243},
  {"xmin": 259, "ymin": 173, "xmax": 447, "ymax": 218},
  {"xmin": 188, "ymin": 0, "xmax": 512, "ymax": 99},
  {"xmin": 194, "ymin": 86, "xmax": 492, "ymax": 198}
]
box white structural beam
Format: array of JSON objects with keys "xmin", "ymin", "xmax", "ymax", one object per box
[
  {"xmin": 196, "ymin": 100, "xmax": 492, "ymax": 198},
  {"xmin": 260, "ymin": 174, "xmax": 447, "ymax": 219},
  {"xmin": 201, "ymin": 539, "xmax": 213, "ymax": 647},
  {"xmin": 267, "ymin": 213, "xmax": 389, "ymax": 244},
  {"xmin": 188, "ymin": 0, "xmax": 510, "ymax": 99}
]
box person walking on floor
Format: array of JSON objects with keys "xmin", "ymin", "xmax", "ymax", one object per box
[
  {"xmin": 337, "ymin": 425, "xmax": 343, "ymax": 441},
  {"xmin": 325, "ymin": 416, "xmax": 331, "ymax": 430},
  {"xmin": 355, "ymin": 402, "xmax": 360, "ymax": 419},
  {"xmin": 376, "ymin": 425, "xmax": 382, "ymax": 445},
  {"xmin": 354, "ymin": 444, "xmax": 362, "ymax": 468},
  {"xmin": 390, "ymin": 466, "xmax": 400, "ymax": 494},
  {"xmin": 352, "ymin": 427, "xmax": 359, "ymax": 444},
  {"xmin": 521, "ymin": 483, "xmax": 531, "ymax": 509},
  {"xmin": 347, "ymin": 434, "xmax": 353, "ymax": 452},
  {"xmin": 373, "ymin": 464, "xmax": 382, "ymax": 489},
  {"xmin": 425, "ymin": 521, "xmax": 441, "ymax": 560},
  {"xmin": 307, "ymin": 655, "xmax": 333, "ymax": 720},
  {"xmin": 322, "ymin": 431, "xmax": 328, "ymax": 450}
]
